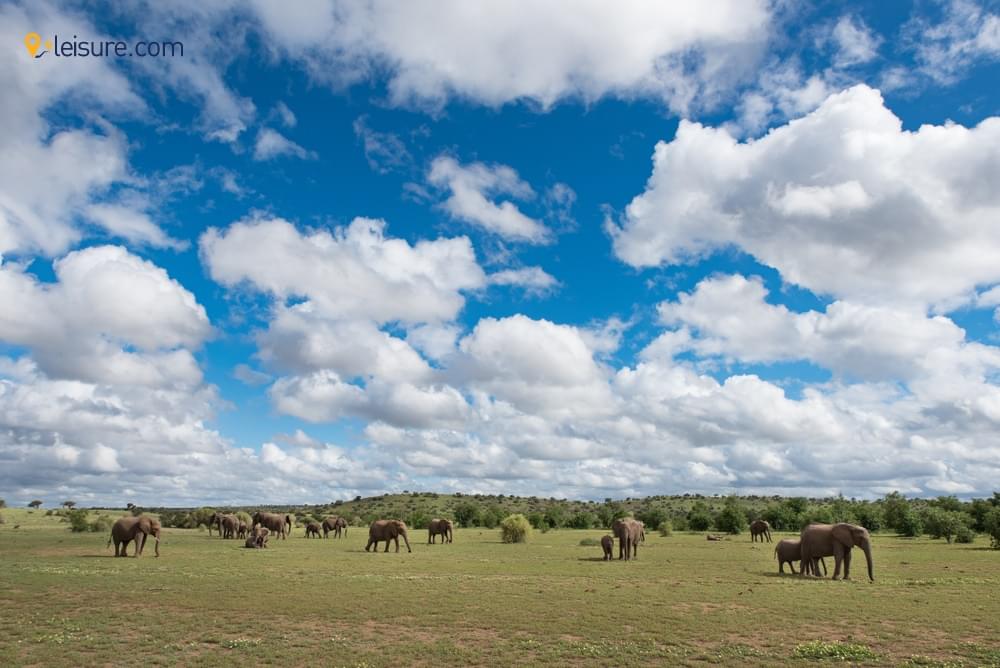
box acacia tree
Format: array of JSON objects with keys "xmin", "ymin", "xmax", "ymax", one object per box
[
  {"xmin": 28, "ymin": 500, "xmax": 42, "ymax": 509},
  {"xmin": 62, "ymin": 500, "xmax": 77, "ymax": 509}
]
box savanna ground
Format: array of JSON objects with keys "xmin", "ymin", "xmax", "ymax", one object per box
[{"xmin": 1, "ymin": 509, "xmax": 999, "ymax": 667}]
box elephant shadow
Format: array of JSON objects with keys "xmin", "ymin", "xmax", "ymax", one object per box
[{"xmin": 577, "ymin": 557, "xmax": 611, "ymax": 562}]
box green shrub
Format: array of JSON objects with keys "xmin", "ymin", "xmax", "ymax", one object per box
[
  {"xmin": 793, "ymin": 641, "xmax": 877, "ymax": 661},
  {"xmin": 687, "ymin": 502, "xmax": 713, "ymax": 531},
  {"xmin": 853, "ymin": 503, "xmax": 884, "ymax": 532},
  {"xmin": 453, "ymin": 502, "xmax": 480, "ymax": 528},
  {"xmin": 66, "ymin": 509, "xmax": 91, "ymax": 532},
  {"xmin": 671, "ymin": 515, "xmax": 689, "ymax": 531},
  {"xmin": 90, "ymin": 514, "xmax": 115, "ymax": 533},
  {"xmin": 569, "ymin": 511, "xmax": 597, "ymax": 529},
  {"xmin": 715, "ymin": 497, "xmax": 746, "ymax": 534},
  {"xmin": 923, "ymin": 508, "xmax": 969, "ymax": 543},
  {"xmin": 658, "ymin": 521, "xmax": 672, "ymax": 537},
  {"xmin": 897, "ymin": 507, "xmax": 924, "ymax": 537},
  {"xmin": 985, "ymin": 508, "xmax": 1000, "ymax": 549},
  {"xmin": 500, "ymin": 514, "xmax": 531, "ymax": 543},
  {"xmin": 578, "ymin": 537, "xmax": 600, "ymax": 546},
  {"xmin": 955, "ymin": 525, "xmax": 975, "ymax": 544}
]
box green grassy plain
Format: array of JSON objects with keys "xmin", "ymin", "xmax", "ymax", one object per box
[{"xmin": 2, "ymin": 508, "xmax": 999, "ymax": 667}]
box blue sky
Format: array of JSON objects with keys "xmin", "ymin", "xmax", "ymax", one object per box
[{"xmin": 2, "ymin": 1, "xmax": 1000, "ymax": 505}]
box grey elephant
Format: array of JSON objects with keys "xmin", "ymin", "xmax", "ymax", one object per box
[
  {"xmin": 252, "ymin": 511, "xmax": 292, "ymax": 540},
  {"xmin": 427, "ymin": 518, "xmax": 454, "ymax": 544},
  {"xmin": 322, "ymin": 516, "xmax": 348, "ymax": 538},
  {"xmin": 601, "ymin": 534, "xmax": 614, "ymax": 560},
  {"xmin": 107, "ymin": 515, "xmax": 161, "ymax": 557},
  {"xmin": 800, "ymin": 523, "xmax": 874, "ymax": 581},
  {"xmin": 774, "ymin": 538, "xmax": 827, "ymax": 575},
  {"xmin": 612, "ymin": 518, "xmax": 642, "ymax": 561},
  {"xmin": 750, "ymin": 519, "xmax": 772, "ymax": 543},
  {"xmin": 304, "ymin": 522, "xmax": 322, "ymax": 538},
  {"xmin": 207, "ymin": 512, "xmax": 219, "ymax": 537},
  {"xmin": 245, "ymin": 527, "xmax": 269, "ymax": 548},
  {"xmin": 218, "ymin": 513, "xmax": 239, "ymax": 539},
  {"xmin": 365, "ymin": 519, "xmax": 412, "ymax": 553},
  {"xmin": 236, "ymin": 520, "xmax": 249, "ymax": 539}
]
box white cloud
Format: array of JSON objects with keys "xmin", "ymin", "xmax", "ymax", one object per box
[
  {"xmin": 428, "ymin": 156, "xmax": 551, "ymax": 243},
  {"xmin": 353, "ymin": 116, "xmax": 412, "ymax": 174},
  {"xmin": 274, "ymin": 101, "xmax": 297, "ymax": 128},
  {"xmin": 487, "ymin": 267, "xmax": 559, "ymax": 295},
  {"xmin": 200, "ymin": 216, "xmax": 486, "ymax": 325},
  {"xmin": 610, "ymin": 85, "xmax": 1000, "ymax": 309},
  {"xmin": 84, "ymin": 204, "xmax": 187, "ymax": 250},
  {"xmin": 831, "ymin": 16, "xmax": 881, "ymax": 68},
  {"xmin": 910, "ymin": 0, "xmax": 1000, "ymax": 83},
  {"xmin": 253, "ymin": 128, "xmax": 317, "ymax": 161},
  {"xmin": 0, "ymin": 245, "xmax": 210, "ymax": 387},
  {"xmin": 246, "ymin": 0, "xmax": 771, "ymax": 113}
]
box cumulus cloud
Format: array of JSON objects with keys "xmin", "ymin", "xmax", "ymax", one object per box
[
  {"xmin": 487, "ymin": 267, "xmax": 559, "ymax": 295},
  {"xmin": 253, "ymin": 128, "xmax": 317, "ymax": 161},
  {"xmin": 0, "ymin": 246, "xmax": 210, "ymax": 386},
  {"xmin": 428, "ymin": 156, "xmax": 551, "ymax": 243},
  {"xmin": 200, "ymin": 216, "xmax": 486, "ymax": 324},
  {"xmin": 247, "ymin": 0, "xmax": 771, "ymax": 113},
  {"xmin": 610, "ymin": 85, "xmax": 1000, "ymax": 308}
]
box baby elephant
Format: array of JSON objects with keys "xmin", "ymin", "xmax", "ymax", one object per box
[
  {"xmin": 601, "ymin": 534, "xmax": 614, "ymax": 561},
  {"xmin": 775, "ymin": 537, "xmax": 827, "ymax": 575},
  {"xmin": 245, "ymin": 527, "xmax": 269, "ymax": 549},
  {"xmin": 304, "ymin": 522, "xmax": 322, "ymax": 538}
]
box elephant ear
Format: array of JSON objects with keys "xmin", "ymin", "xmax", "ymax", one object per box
[{"xmin": 831, "ymin": 524, "xmax": 854, "ymax": 546}]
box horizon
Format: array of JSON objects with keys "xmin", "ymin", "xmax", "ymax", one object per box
[{"xmin": 3, "ymin": 1, "xmax": 1000, "ymax": 507}]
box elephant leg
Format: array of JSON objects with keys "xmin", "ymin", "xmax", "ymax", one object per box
[
  {"xmin": 136, "ymin": 534, "xmax": 146, "ymax": 557},
  {"xmin": 820, "ymin": 558, "xmax": 828, "ymax": 575},
  {"xmin": 843, "ymin": 550, "xmax": 852, "ymax": 580},
  {"xmin": 365, "ymin": 539, "xmax": 372, "ymax": 552},
  {"xmin": 832, "ymin": 543, "xmax": 845, "ymax": 579}
]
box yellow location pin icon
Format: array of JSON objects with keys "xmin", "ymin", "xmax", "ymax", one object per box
[{"xmin": 24, "ymin": 32, "xmax": 42, "ymax": 57}]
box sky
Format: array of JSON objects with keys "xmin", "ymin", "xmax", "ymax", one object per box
[{"xmin": 2, "ymin": 1, "xmax": 1000, "ymax": 506}]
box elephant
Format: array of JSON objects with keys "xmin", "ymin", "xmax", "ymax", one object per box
[
  {"xmin": 612, "ymin": 518, "xmax": 642, "ymax": 561},
  {"xmin": 799, "ymin": 523, "xmax": 874, "ymax": 581},
  {"xmin": 245, "ymin": 527, "xmax": 269, "ymax": 548},
  {"xmin": 236, "ymin": 521, "xmax": 249, "ymax": 539},
  {"xmin": 427, "ymin": 518, "xmax": 454, "ymax": 544},
  {"xmin": 638, "ymin": 521, "xmax": 646, "ymax": 543},
  {"xmin": 304, "ymin": 522, "xmax": 322, "ymax": 538},
  {"xmin": 107, "ymin": 516, "xmax": 161, "ymax": 557},
  {"xmin": 322, "ymin": 516, "xmax": 348, "ymax": 538},
  {"xmin": 365, "ymin": 519, "xmax": 412, "ymax": 553},
  {"xmin": 252, "ymin": 511, "xmax": 292, "ymax": 540},
  {"xmin": 750, "ymin": 519, "xmax": 772, "ymax": 543},
  {"xmin": 601, "ymin": 534, "xmax": 614, "ymax": 561},
  {"xmin": 774, "ymin": 538, "xmax": 827, "ymax": 575},
  {"xmin": 218, "ymin": 514, "xmax": 239, "ymax": 539},
  {"xmin": 207, "ymin": 512, "xmax": 219, "ymax": 537}
]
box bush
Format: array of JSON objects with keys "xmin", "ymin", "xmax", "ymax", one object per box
[
  {"xmin": 637, "ymin": 507, "xmax": 668, "ymax": 530},
  {"xmin": 853, "ymin": 503, "xmax": 884, "ymax": 532},
  {"xmin": 453, "ymin": 502, "xmax": 480, "ymax": 528},
  {"xmin": 0, "ymin": 498, "xmax": 6, "ymax": 508},
  {"xmin": 715, "ymin": 497, "xmax": 746, "ymax": 534},
  {"xmin": 985, "ymin": 508, "xmax": 1000, "ymax": 549},
  {"xmin": 500, "ymin": 514, "xmax": 531, "ymax": 543},
  {"xmin": 658, "ymin": 521, "xmax": 672, "ymax": 537},
  {"xmin": 671, "ymin": 515, "xmax": 689, "ymax": 531},
  {"xmin": 67, "ymin": 509, "xmax": 91, "ymax": 532},
  {"xmin": 578, "ymin": 537, "xmax": 600, "ymax": 546},
  {"xmin": 897, "ymin": 507, "xmax": 924, "ymax": 537},
  {"xmin": 955, "ymin": 525, "xmax": 975, "ymax": 544},
  {"xmin": 923, "ymin": 508, "xmax": 969, "ymax": 543},
  {"xmin": 90, "ymin": 514, "xmax": 115, "ymax": 533},
  {"xmin": 569, "ymin": 511, "xmax": 597, "ymax": 529},
  {"xmin": 687, "ymin": 502, "xmax": 713, "ymax": 531}
]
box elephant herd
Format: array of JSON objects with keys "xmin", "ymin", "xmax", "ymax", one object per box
[{"xmin": 105, "ymin": 510, "xmax": 874, "ymax": 582}]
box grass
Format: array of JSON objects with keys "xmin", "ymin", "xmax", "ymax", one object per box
[{"xmin": 1, "ymin": 508, "xmax": 999, "ymax": 666}]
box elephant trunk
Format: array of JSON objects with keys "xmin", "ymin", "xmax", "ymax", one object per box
[
  {"xmin": 402, "ymin": 529, "xmax": 412, "ymax": 553},
  {"xmin": 862, "ymin": 538, "xmax": 874, "ymax": 581},
  {"xmin": 154, "ymin": 533, "xmax": 160, "ymax": 557}
]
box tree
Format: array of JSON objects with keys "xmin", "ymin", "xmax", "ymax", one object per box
[
  {"xmin": 881, "ymin": 492, "xmax": 910, "ymax": 533},
  {"xmin": 0, "ymin": 498, "xmax": 6, "ymax": 509},
  {"xmin": 636, "ymin": 507, "xmax": 668, "ymax": 531},
  {"xmin": 687, "ymin": 502, "xmax": 713, "ymax": 532},
  {"xmin": 453, "ymin": 502, "xmax": 480, "ymax": 528},
  {"xmin": 568, "ymin": 511, "xmax": 597, "ymax": 529},
  {"xmin": 62, "ymin": 500, "xmax": 77, "ymax": 509},
  {"xmin": 715, "ymin": 497, "xmax": 746, "ymax": 534},
  {"xmin": 28, "ymin": 500, "xmax": 42, "ymax": 509},
  {"xmin": 853, "ymin": 503, "xmax": 883, "ymax": 532},
  {"xmin": 984, "ymin": 508, "xmax": 1000, "ymax": 549},
  {"xmin": 543, "ymin": 505, "xmax": 566, "ymax": 529},
  {"xmin": 896, "ymin": 506, "xmax": 924, "ymax": 537},
  {"xmin": 923, "ymin": 508, "xmax": 968, "ymax": 544}
]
